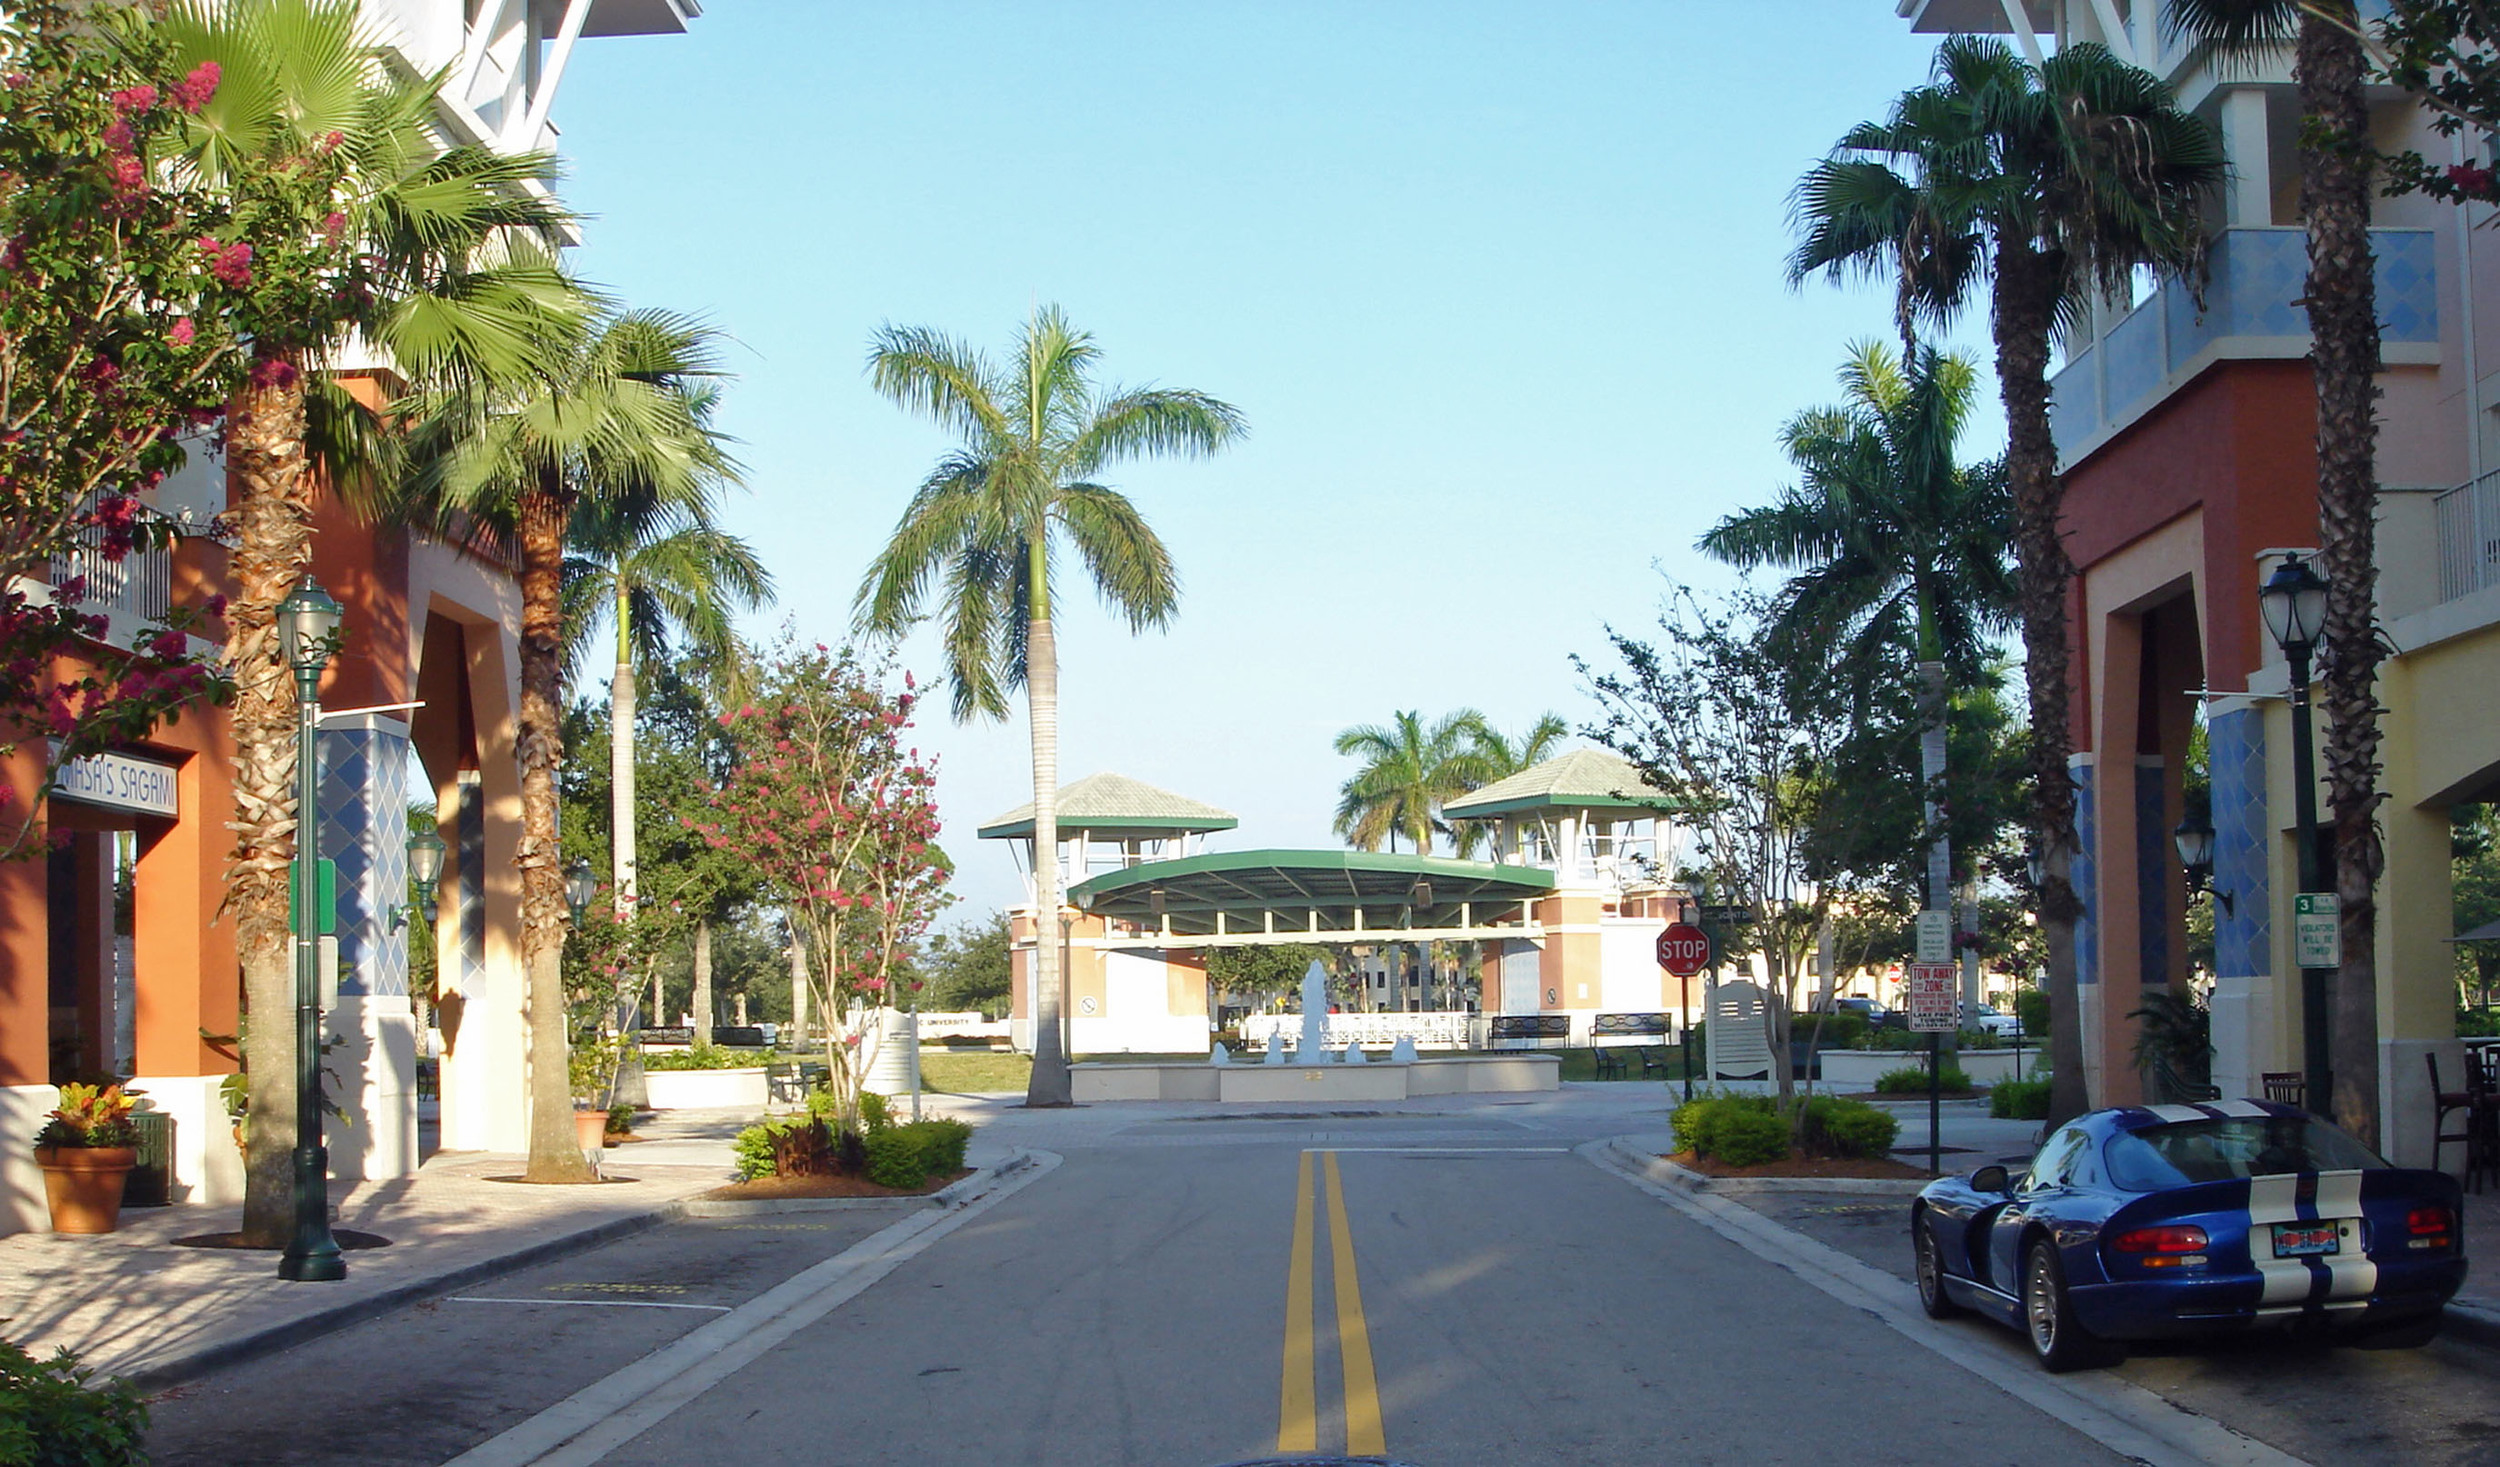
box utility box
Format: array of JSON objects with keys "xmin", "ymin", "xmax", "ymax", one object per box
[{"xmin": 125, "ymin": 1110, "xmax": 176, "ymax": 1207}]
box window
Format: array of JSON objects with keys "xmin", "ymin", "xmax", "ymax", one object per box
[
  {"xmin": 2104, "ymin": 1117, "xmax": 2388, "ymax": 1192},
  {"xmin": 2026, "ymin": 1128, "xmax": 2089, "ymax": 1191}
]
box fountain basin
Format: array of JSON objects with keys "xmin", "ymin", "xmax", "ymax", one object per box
[{"xmin": 1070, "ymin": 1054, "xmax": 1561, "ymax": 1103}]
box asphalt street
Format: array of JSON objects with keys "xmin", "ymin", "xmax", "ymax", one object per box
[{"xmin": 133, "ymin": 1090, "xmax": 2500, "ymax": 1466}]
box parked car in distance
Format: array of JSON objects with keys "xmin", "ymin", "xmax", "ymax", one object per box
[
  {"xmin": 1963, "ymin": 1001, "xmax": 2022, "ymax": 1038},
  {"xmin": 1813, "ymin": 996, "xmax": 1902, "ymax": 1030},
  {"xmin": 1911, "ymin": 1101, "xmax": 2466, "ymax": 1372}
]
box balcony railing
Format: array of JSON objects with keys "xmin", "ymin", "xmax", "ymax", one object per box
[
  {"xmin": 2435, "ymin": 469, "xmax": 2500, "ymax": 604},
  {"xmin": 44, "ymin": 522, "xmax": 174, "ymax": 651},
  {"xmin": 2050, "ymin": 227, "xmax": 2439, "ymax": 464}
]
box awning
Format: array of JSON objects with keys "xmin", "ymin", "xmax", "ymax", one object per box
[{"xmin": 1062, "ymin": 848, "xmax": 1557, "ymax": 949}]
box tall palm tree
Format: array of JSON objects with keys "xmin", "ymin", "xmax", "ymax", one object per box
[
  {"xmin": 418, "ymin": 309, "xmax": 734, "ymax": 1181},
  {"xmin": 1333, "ymin": 710, "xmax": 1494, "ymax": 856},
  {"xmin": 855, "ymin": 307, "xmax": 1244, "ymax": 1107},
  {"xmin": 1703, "ymin": 343, "xmax": 2013, "ymax": 1048},
  {"xmin": 1792, "ymin": 38, "xmax": 2223, "ymax": 1124},
  {"xmin": 2166, "ymin": 0, "xmax": 2386, "ymax": 1145},
  {"xmin": 563, "ymin": 496, "xmax": 769, "ymax": 1038},
  {"xmin": 151, "ymin": 0, "xmax": 580, "ymax": 1241}
]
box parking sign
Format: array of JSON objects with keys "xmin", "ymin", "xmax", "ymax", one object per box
[{"xmin": 1906, "ymin": 963, "xmax": 1958, "ymax": 1033}]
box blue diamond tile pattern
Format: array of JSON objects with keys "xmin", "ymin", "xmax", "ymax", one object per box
[
  {"xmin": 2209, "ymin": 708, "xmax": 2272, "ymax": 978},
  {"xmin": 316, "ymin": 724, "xmax": 409, "ymax": 997},
  {"xmin": 2075, "ymin": 763, "xmax": 2098, "ymax": 987},
  {"xmin": 456, "ymin": 771, "xmax": 485, "ymax": 992},
  {"xmin": 2136, "ymin": 762, "xmax": 2170, "ymax": 988}
]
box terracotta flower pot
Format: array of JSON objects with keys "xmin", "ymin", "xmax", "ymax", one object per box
[
  {"xmin": 574, "ymin": 1109, "xmax": 610, "ymax": 1156},
  {"xmin": 35, "ymin": 1146, "xmax": 136, "ymax": 1235}
]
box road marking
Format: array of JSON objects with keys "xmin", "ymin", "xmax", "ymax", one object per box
[
  {"xmin": 1584, "ymin": 1139, "xmax": 2306, "ymax": 1467},
  {"xmin": 1315, "ymin": 1145, "xmax": 1572, "ymax": 1153},
  {"xmin": 451, "ymin": 1298, "xmax": 732, "ymax": 1313},
  {"xmin": 443, "ymin": 1150, "xmax": 1057, "ymax": 1467},
  {"xmin": 1278, "ymin": 1152, "xmax": 1319, "ymax": 1454},
  {"xmin": 1322, "ymin": 1152, "xmax": 1386, "ymax": 1457}
]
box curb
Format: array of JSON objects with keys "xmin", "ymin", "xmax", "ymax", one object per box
[
  {"xmin": 2442, "ymin": 1300, "xmax": 2500, "ymax": 1351},
  {"xmin": 121, "ymin": 1150, "xmax": 1039, "ymax": 1391},
  {"xmin": 122, "ymin": 1198, "xmax": 699, "ymax": 1393},
  {"xmin": 675, "ymin": 1151, "xmax": 1032, "ymax": 1218},
  {"xmin": 1605, "ymin": 1138, "xmax": 1930, "ymax": 1197}
]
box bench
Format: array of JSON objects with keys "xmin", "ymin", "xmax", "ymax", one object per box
[
  {"xmin": 1640, "ymin": 1045, "xmax": 1681, "ymax": 1080},
  {"xmin": 1488, "ymin": 1014, "xmax": 1571, "ymax": 1051},
  {"xmin": 1588, "ymin": 1013, "xmax": 1674, "ymax": 1080}
]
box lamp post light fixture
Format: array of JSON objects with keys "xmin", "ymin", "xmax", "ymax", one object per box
[
  {"xmin": 406, "ymin": 828, "xmax": 447, "ymax": 918},
  {"xmin": 277, "ymin": 575, "xmax": 345, "ymax": 1283},
  {"xmin": 2173, "ymin": 811, "xmax": 2233, "ymax": 917},
  {"xmin": 2262, "ymin": 551, "xmax": 2332, "ymax": 1112},
  {"xmin": 563, "ymin": 860, "xmax": 598, "ymax": 925}
]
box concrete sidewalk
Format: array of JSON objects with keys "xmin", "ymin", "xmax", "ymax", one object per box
[{"xmin": 0, "ymin": 1111, "xmax": 758, "ymax": 1388}]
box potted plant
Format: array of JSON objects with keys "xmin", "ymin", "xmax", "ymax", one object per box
[
  {"xmin": 33, "ymin": 1083, "xmax": 140, "ymax": 1234},
  {"xmin": 569, "ymin": 1038, "xmax": 621, "ymax": 1155}
]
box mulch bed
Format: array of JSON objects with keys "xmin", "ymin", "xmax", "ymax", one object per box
[
  {"xmin": 696, "ymin": 1168, "xmax": 972, "ymax": 1202},
  {"xmin": 1665, "ymin": 1150, "xmax": 1933, "ymax": 1181}
]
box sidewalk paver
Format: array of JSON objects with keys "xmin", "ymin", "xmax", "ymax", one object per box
[{"xmin": 0, "ymin": 1111, "xmax": 744, "ymax": 1387}]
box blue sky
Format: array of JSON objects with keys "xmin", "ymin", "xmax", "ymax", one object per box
[{"xmin": 552, "ymin": 2, "xmax": 2004, "ymax": 921}]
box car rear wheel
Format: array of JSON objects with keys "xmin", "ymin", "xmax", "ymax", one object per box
[
  {"xmin": 1914, "ymin": 1212, "xmax": 1961, "ymax": 1319},
  {"xmin": 2023, "ymin": 1239, "xmax": 2120, "ymax": 1372}
]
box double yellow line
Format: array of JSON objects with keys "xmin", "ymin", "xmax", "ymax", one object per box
[{"xmin": 1279, "ymin": 1150, "xmax": 1385, "ymax": 1457}]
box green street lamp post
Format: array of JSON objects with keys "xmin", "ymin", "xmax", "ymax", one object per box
[
  {"xmin": 2261, "ymin": 552, "xmax": 2331, "ymax": 1114},
  {"xmin": 278, "ymin": 575, "xmax": 345, "ymax": 1283}
]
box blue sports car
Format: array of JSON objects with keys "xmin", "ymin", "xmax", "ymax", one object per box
[{"xmin": 1912, "ymin": 1099, "xmax": 2468, "ymax": 1371}]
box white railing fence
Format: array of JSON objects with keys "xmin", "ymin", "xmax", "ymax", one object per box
[{"xmin": 2433, "ymin": 469, "xmax": 2500, "ymax": 604}]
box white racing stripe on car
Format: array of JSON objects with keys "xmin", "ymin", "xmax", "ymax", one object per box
[
  {"xmin": 2147, "ymin": 1104, "xmax": 2208, "ymax": 1123},
  {"xmin": 2215, "ymin": 1099, "xmax": 2271, "ymax": 1118},
  {"xmin": 2311, "ymin": 1170, "xmax": 2377, "ymax": 1303},
  {"xmin": 2248, "ymin": 1173, "xmax": 2317, "ymax": 1305}
]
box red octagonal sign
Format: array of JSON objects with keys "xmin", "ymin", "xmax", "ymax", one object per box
[{"xmin": 1656, "ymin": 922, "xmax": 1710, "ymax": 977}]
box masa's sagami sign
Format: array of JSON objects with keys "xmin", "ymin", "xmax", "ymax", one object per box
[{"xmin": 50, "ymin": 747, "xmax": 177, "ymax": 817}]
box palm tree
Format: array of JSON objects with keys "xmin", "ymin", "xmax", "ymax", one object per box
[
  {"xmin": 1792, "ymin": 38, "xmax": 2223, "ymax": 1124},
  {"xmin": 418, "ymin": 309, "xmax": 734, "ymax": 1181},
  {"xmin": 2166, "ymin": 0, "xmax": 2386, "ymax": 1145},
  {"xmin": 1450, "ymin": 714, "xmax": 1569, "ymax": 859},
  {"xmin": 1333, "ymin": 710, "xmax": 1494, "ymax": 856},
  {"xmin": 854, "ymin": 307, "xmax": 1244, "ymax": 1108},
  {"xmin": 152, "ymin": 0, "xmax": 579, "ymax": 1241},
  {"xmin": 564, "ymin": 495, "xmax": 769, "ymax": 1039},
  {"xmin": 1703, "ymin": 342, "xmax": 2013, "ymax": 1055}
]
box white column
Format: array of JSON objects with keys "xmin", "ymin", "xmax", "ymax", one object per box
[{"xmin": 2221, "ymin": 88, "xmax": 2274, "ymax": 227}]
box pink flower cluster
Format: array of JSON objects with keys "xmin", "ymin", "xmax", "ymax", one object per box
[
  {"xmin": 169, "ymin": 62, "xmax": 219, "ymax": 116},
  {"xmin": 2449, "ymin": 163, "xmax": 2495, "ymax": 196},
  {"xmin": 198, "ymin": 237, "xmax": 252, "ymax": 289}
]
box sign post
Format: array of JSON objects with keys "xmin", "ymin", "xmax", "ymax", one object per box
[
  {"xmin": 1659, "ymin": 923, "xmax": 1710, "ymax": 1102},
  {"xmin": 1906, "ymin": 961, "xmax": 1958, "ymax": 1176}
]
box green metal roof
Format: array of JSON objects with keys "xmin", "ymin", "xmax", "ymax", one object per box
[
  {"xmin": 1064, "ymin": 848, "xmax": 1555, "ymax": 936},
  {"xmin": 977, "ymin": 772, "xmax": 1239, "ymax": 841},
  {"xmin": 1441, "ymin": 748, "xmax": 1680, "ymax": 820}
]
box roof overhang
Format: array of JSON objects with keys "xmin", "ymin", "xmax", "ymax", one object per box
[
  {"xmin": 977, "ymin": 814, "xmax": 1240, "ymax": 841},
  {"xmin": 1063, "ymin": 849, "xmax": 1556, "ymax": 946}
]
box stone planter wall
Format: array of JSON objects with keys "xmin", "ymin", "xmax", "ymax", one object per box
[{"xmin": 642, "ymin": 1067, "xmax": 770, "ymax": 1111}]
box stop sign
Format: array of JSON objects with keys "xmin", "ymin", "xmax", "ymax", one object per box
[{"xmin": 1656, "ymin": 922, "xmax": 1710, "ymax": 977}]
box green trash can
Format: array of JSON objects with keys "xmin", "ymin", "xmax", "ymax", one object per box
[{"xmin": 125, "ymin": 1109, "xmax": 175, "ymax": 1207}]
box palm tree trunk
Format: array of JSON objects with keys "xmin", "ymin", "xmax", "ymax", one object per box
[
  {"xmin": 2297, "ymin": 9, "xmax": 2385, "ymax": 1147},
  {"xmin": 1026, "ymin": 568, "xmax": 1073, "ymax": 1106},
  {"xmin": 693, "ymin": 918, "xmax": 714, "ymax": 1044},
  {"xmin": 610, "ymin": 582, "xmax": 638, "ymax": 921},
  {"xmin": 517, "ymin": 476, "xmax": 592, "ymax": 1182},
  {"xmin": 224, "ymin": 355, "xmax": 315, "ymax": 1246},
  {"xmin": 1994, "ymin": 236, "xmax": 2092, "ymax": 1124}
]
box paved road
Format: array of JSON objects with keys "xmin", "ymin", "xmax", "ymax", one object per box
[{"xmin": 149, "ymin": 1100, "xmax": 2118, "ymax": 1466}]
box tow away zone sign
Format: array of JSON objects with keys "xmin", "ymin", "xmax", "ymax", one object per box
[{"xmin": 1905, "ymin": 963, "xmax": 1958, "ymax": 1033}]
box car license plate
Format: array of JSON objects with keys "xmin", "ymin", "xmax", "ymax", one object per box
[{"xmin": 2273, "ymin": 1222, "xmax": 2341, "ymax": 1258}]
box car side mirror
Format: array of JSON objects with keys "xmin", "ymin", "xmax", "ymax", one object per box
[{"xmin": 1970, "ymin": 1164, "xmax": 2011, "ymax": 1194}]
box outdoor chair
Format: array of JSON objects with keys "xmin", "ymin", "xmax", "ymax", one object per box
[
  {"xmin": 2426, "ymin": 1052, "xmax": 2477, "ymax": 1191},
  {"xmin": 1590, "ymin": 1046, "xmax": 1627, "ymax": 1081},
  {"xmin": 2260, "ymin": 1071, "xmax": 2307, "ymax": 1109},
  {"xmin": 766, "ymin": 1062, "xmax": 803, "ymax": 1104}
]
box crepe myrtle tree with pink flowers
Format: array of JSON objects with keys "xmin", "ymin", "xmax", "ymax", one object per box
[
  {"xmin": 696, "ymin": 640, "xmax": 951, "ymax": 1128},
  {"xmin": 0, "ymin": 3, "xmax": 251, "ymax": 859}
]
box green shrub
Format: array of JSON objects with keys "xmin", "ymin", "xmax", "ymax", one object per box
[
  {"xmin": 643, "ymin": 1046, "xmax": 771, "ymax": 1072},
  {"xmin": 606, "ymin": 1104, "xmax": 635, "ymax": 1137},
  {"xmin": 1991, "ymin": 1076, "xmax": 2053, "ymax": 1120},
  {"xmin": 1706, "ymin": 1108, "xmax": 1790, "ymax": 1166},
  {"xmin": 2460, "ymin": 1008, "xmax": 2500, "ymax": 1038},
  {"xmin": 2015, "ymin": 988, "xmax": 2051, "ymax": 1037},
  {"xmin": 901, "ymin": 1117, "xmax": 972, "ymax": 1175},
  {"xmin": 864, "ymin": 1127, "xmax": 927, "ymax": 1188},
  {"xmin": 1797, "ymin": 1095, "xmax": 1899, "ymax": 1159},
  {"xmin": 732, "ymin": 1122, "xmax": 775, "ymax": 1180},
  {"xmin": 1874, "ymin": 1064, "xmax": 1973, "ymax": 1094},
  {"xmin": 0, "ymin": 1338, "xmax": 147, "ymax": 1467},
  {"xmin": 1798, "ymin": 1012, "xmax": 1867, "ymax": 1049},
  {"xmin": 1856, "ymin": 1028, "xmax": 1926, "ymax": 1052},
  {"xmin": 804, "ymin": 1086, "xmax": 892, "ymax": 1132}
]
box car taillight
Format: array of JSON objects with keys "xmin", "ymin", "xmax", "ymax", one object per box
[
  {"xmin": 2112, "ymin": 1224, "xmax": 2209, "ymax": 1254},
  {"xmin": 2408, "ymin": 1205, "xmax": 2455, "ymax": 1248}
]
